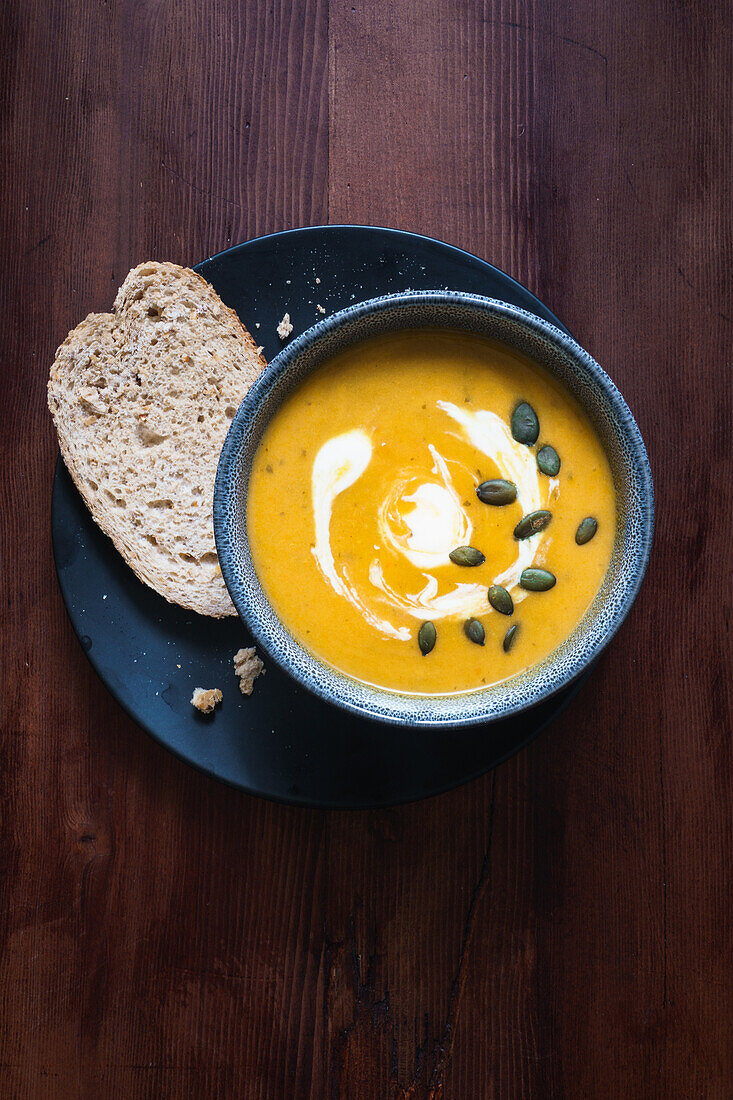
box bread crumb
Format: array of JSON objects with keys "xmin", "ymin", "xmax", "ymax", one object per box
[
  {"xmin": 277, "ymin": 313, "xmax": 293, "ymax": 340},
  {"xmin": 233, "ymin": 647, "xmax": 265, "ymax": 696},
  {"xmin": 191, "ymin": 687, "xmax": 223, "ymax": 713},
  {"xmin": 255, "ymin": 322, "xmax": 260, "ymax": 328},
  {"xmin": 315, "ymin": 277, "xmax": 321, "ymax": 284},
  {"xmin": 316, "ymin": 304, "xmax": 325, "ymax": 314}
]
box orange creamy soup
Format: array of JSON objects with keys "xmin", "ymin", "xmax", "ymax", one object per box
[{"xmin": 246, "ymin": 330, "xmax": 615, "ymax": 694}]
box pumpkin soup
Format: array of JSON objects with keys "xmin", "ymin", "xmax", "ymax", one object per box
[{"xmin": 246, "ymin": 330, "xmax": 615, "ymax": 694}]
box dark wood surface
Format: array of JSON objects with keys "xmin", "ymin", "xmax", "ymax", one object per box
[{"xmin": 2, "ymin": 1, "xmax": 732, "ymax": 1096}]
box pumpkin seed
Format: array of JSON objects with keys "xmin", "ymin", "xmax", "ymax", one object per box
[
  {"xmin": 449, "ymin": 545, "xmax": 486, "ymax": 567},
  {"xmin": 537, "ymin": 445, "xmax": 561, "ymax": 476},
  {"xmin": 464, "ymin": 618, "xmax": 485, "ymax": 646},
  {"xmin": 418, "ymin": 621, "xmax": 437, "ymax": 655},
  {"xmin": 488, "ymin": 584, "xmax": 514, "ymax": 616},
  {"xmin": 520, "ymin": 568, "xmax": 556, "ymax": 591},
  {"xmin": 511, "ymin": 401, "xmax": 539, "ymax": 445},
  {"xmin": 513, "ymin": 510, "xmax": 552, "ymax": 540},
  {"xmin": 503, "ymin": 624, "xmax": 519, "ymax": 652},
  {"xmin": 476, "ymin": 478, "xmax": 517, "ymax": 505},
  {"xmin": 575, "ymin": 516, "xmax": 598, "ymax": 545}
]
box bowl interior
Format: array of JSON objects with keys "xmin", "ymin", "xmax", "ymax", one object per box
[{"xmin": 214, "ymin": 292, "xmax": 653, "ymax": 727}]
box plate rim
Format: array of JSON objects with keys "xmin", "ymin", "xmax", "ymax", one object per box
[{"xmin": 194, "ymin": 222, "xmax": 568, "ymax": 332}]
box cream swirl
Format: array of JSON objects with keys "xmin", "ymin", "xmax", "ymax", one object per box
[
  {"xmin": 310, "ymin": 404, "xmax": 554, "ymax": 638},
  {"xmin": 310, "ymin": 429, "xmax": 410, "ymax": 640},
  {"xmin": 376, "ymin": 445, "xmax": 470, "ymax": 569}
]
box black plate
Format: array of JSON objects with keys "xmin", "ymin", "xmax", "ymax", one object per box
[{"xmin": 52, "ymin": 225, "xmax": 589, "ymax": 809}]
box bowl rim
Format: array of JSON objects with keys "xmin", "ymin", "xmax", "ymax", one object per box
[{"xmin": 214, "ymin": 290, "xmax": 654, "ymax": 728}]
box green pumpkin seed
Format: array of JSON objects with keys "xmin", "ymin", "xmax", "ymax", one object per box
[
  {"xmin": 513, "ymin": 510, "xmax": 552, "ymax": 540},
  {"xmin": 503, "ymin": 624, "xmax": 519, "ymax": 652},
  {"xmin": 464, "ymin": 618, "xmax": 485, "ymax": 646},
  {"xmin": 488, "ymin": 584, "xmax": 514, "ymax": 616},
  {"xmin": 418, "ymin": 621, "xmax": 437, "ymax": 655},
  {"xmin": 511, "ymin": 401, "xmax": 539, "ymax": 445},
  {"xmin": 476, "ymin": 478, "xmax": 517, "ymax": 505},
  {"xmin": 575, "ymin": 516, "xmax": 598, "ymax": 545},
  {"xmin": 449, "ymin": 545, "xmax": 486, "ymax": 567},
  {"xmin": 537, "ymin": 445, "xmax": 561, "ymax": 476},
  {"xmin": 520, "ymin": 568, "xmax": 556, "ymax": 591}
]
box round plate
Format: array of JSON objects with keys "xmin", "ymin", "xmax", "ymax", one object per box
[{"xmin": 52, "ymin": 225, "xmax": 589, "ymax": 808}]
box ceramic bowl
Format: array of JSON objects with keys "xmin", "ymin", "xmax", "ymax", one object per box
[{"xmin": 214, "ymin": 292, "xmax": 654, "ymax": 728}]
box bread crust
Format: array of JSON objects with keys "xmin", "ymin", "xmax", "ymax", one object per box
[{"xmin": 48, "ymin": 262, "xmax": 266, "ymax": 617}]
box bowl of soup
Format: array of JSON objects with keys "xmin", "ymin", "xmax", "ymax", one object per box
[{"xmin": 214, "ymin": 292, "xmax": 653, "ymax": 727}]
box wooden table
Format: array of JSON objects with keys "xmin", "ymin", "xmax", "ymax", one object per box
[{"xmin": 2, "ymin": 2, "xmax": 731, "ymax": 1096}]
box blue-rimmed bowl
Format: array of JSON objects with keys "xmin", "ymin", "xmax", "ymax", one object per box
[{"xmin": 214, "ymin": 292, "xmax": 654, "ymax": 728}]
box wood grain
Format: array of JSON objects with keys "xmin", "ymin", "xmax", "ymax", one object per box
[{"xmin": 1, "ymin": 0, "xmax": 732, "ymax": 1097}]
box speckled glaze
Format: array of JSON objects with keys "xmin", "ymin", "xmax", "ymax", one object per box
[{"xmin": 214, "ymin": 293, "xmax": 654, "ymax": 728}]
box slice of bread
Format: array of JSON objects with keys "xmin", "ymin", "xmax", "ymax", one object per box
[{"xmin": 48, "ymin": 262, "xmax": 266, "ymax": 617}]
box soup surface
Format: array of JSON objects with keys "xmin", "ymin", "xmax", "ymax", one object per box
[{"xmin": 247, "ymin": 330, "xmax": 615, "ymax": 694}]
